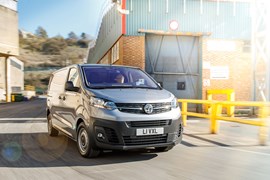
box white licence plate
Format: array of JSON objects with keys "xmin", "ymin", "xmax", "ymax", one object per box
[{"xmin": 136, "ymin": 128, "xmax": 164, "ymax": 136}]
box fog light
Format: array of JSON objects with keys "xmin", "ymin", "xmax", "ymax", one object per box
[
  {"xmin": 95, "ymin": 126, "xmax": 107, "ymax": 143},
  {"xmin": 97, "ymin": 133, "xmax": 105, "ymax": 140}
]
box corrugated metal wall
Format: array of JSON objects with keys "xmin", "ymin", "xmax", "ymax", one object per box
[
  {"xmin": 126, "ymin": 0, "xmax": 251, "ymax": 40},
  {"xmin": 87, "ymin": 4, "xmax": 122, "ymax": 64},
  {"xmin": 145, "ymin": 34, "xmax": 202, "ymax": 101}
]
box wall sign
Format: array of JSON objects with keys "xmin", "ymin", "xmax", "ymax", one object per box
[
  {"xmin": 210, "ymin": 66, "xmax": 229, "ymax": 79},
  {"xmin": 169, "ymin": 20, "xmax": 179, "ymax": 31}
]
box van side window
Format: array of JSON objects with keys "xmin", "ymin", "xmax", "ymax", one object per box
[
  {"xmin": 67, "ymin": 68, "xmax": 80, "ymax": 88},
  {"xmin": 49, "ymin": 69, "xmax": 68, "ymax": 93}
]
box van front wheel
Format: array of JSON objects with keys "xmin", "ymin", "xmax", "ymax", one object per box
[{"xmin": 77, "ymin": 122, "xmax": 100, "ymax": 158}]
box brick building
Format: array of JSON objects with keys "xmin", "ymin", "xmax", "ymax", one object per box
[{"xmin": 87, "ymin": 0, "xmax": 253, "ymax": 103}]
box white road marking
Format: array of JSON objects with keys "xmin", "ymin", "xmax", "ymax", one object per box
[
  {"xmin": 186, "ymin": 120, "xmax": 200, "ymax": 123},
  {"xmin": 221, "ymin": 147, "xmax": 270, "ymax": 156},
  {"xmin": 0, "ymin": 118, "xmax": 46, "ymax": 121},
  {"xmin": 0, "ymin": 123, "xmax": 47, "ymax": 134}
]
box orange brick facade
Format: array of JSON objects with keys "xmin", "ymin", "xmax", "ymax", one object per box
[
  {"xmin": 98, "ymin": 35, "xmax": 145, "ymax": 70},
  {"xmin": 122, "ymin": 36, "xmax": 145, "ymax": 70},
  {"xmin": 202, "ymin": 38, "xmax": 252, "ymax": 101}
]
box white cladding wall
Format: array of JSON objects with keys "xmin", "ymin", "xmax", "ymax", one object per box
[
  {"xmin": 0, "ymin": 0, "xmax": 17, "ymax": 11},
  {"xmin": 9, "ymin": 57, "xmax": 24, "ymax": 93}
]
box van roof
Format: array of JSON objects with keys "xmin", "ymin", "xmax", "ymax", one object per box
[
  {"xmin": 79, "ymin": 64, "xmax": 140, "ymax": 69},
  {"xmin": 51, "ymin": 64, "xmax": 141, "ymax": 75}
]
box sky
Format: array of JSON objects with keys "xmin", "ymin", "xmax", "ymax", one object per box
[{"xmin": 18, "ymin": 0, "xmax": 107, "ymax": 38}]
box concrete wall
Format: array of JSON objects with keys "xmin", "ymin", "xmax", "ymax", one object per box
[
  {"xmin": 0, "ymin": 1, "xmax": 19, "ymax": 56},
  {"xmin": 9, "ymin": 56, "xmax": 24, "ymax": 93},
  {"xmin": 0, "ymin": 57, "xmax": 6, "ymax": 101},
  {"xmin": 0, "ymin": 58, "xmax": 5, "ymax": 89},
  {"xmin": 0, "ymin": 57, "xmax": 24, "ymax": 101}
]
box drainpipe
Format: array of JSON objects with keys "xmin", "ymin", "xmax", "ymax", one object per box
[{"xmin": 5, "ymin": 56, "xmax": 10, "ymax": 102}]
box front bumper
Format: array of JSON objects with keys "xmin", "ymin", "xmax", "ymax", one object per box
[{"xmin": 91, "ymin": 117, "xmax": 183, "ymax": 150}]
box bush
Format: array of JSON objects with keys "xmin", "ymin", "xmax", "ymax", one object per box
[{"xmin": 42, "ymin": 37, "xmax": 67, "ymax": 55}]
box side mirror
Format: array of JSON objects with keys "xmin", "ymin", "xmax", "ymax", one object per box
[
  {"xmin": 65, "ymin": 81, "xmax": 80, "ymax": 92},
  {"xmin": 157, "ymin": 83, "xmax": 162, "ymax": 88}
]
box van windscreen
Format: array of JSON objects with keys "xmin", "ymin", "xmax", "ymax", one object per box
[{"xmin": 82, "ymin": 66, "xmax": 159, "ymax": 89}]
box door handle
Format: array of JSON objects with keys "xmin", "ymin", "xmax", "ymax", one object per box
[{"xmin": 59, "ymin": 96, "xmax": 66, "ymax": 100}]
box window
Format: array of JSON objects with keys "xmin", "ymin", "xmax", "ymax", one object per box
[
  {"xmin": 67, "ymin": 68, "xmax": 80, "ymax": 88},
  {"xmin": 49, "ymin": 69, "xmax": 68, "ymax": 93},
  {"xmin": 111, "ymin": 41, "xmax": 119, "ymax": 63}
]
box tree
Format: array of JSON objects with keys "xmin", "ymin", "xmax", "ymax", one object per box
[
  {"xmin": 77, "ymin": 39, "xmax": 90, "ymax": 48},
  {"xmin": 80, "ymin": 32, "xmax": 87, "ymax": 40},
  {"xmin": 68, "ymin": 31, "xmax": 78, "ymax": 40},
  {"xmin": 66, "ymin": 31, "xmax": 78, "ymax": 46},
  {"xmin": 77, "ymin": 32, "xmax": 90, "ymax": 48},
  {"xmin": 35, "ymin": 26, "xmax": 48, "ymax": 38}
]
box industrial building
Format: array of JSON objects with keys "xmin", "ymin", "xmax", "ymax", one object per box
[
  {"xmin": 87, "ymin": 0, "xmax": 269, "ymax": 104},
  {"xmin": 0, "ymin": 0, "xmax": 23, "ymax": 102}
]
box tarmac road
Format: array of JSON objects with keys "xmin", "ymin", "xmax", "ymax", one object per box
[
  {"xmin": 0, "ymin": 98, "xmax": 46, "ymax": 118},
  {"xmin": 0, "ymin": 98, "xmax": 270, "ymax": 180}
]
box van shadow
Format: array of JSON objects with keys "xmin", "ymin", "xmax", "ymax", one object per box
[{"xmin": 0, "ymin": 133, "xmax": 158, "ymax": 168}]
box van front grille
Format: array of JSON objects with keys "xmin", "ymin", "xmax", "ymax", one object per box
[
  {"xmin": 126, "ymin": 120, "xmax": 171, "ymax": 128},
  {"xmin": 104, "ymin": 127, "xmax": 119, "ymax": 144},
  {"xmin": 115, "ymin": 102, "xmax": 171, "ymax": 114},
  {"xmin": 123, "ymin": 134, "xmax": 168, "ymax": 146}
]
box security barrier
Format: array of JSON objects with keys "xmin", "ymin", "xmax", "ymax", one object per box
[
  {"xmin": 178, "ymin": 99, "xmax": 270, "ymax": 145},
  {"xmin": 206, "ymin": 89, "xmax": 235, "ymax": 116}
]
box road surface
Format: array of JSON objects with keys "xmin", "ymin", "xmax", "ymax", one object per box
[{"xmin": 0, "ymin": 99, "xmax": 270, "ymax": 180}]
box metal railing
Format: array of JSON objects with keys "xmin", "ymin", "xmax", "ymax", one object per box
[{"xmin": 178, "ymin": 99, "xmax": 270, "ymax": 145}]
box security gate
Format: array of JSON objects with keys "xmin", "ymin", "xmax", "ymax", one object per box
[{"xmin": 145, "ymin": 34, "xmax": 202, "ymax": 106}]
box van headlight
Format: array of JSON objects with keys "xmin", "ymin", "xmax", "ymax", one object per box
[
  {"xmin": 90, "ymin": 97, "xmax": 117, "ymax": 110},
  {"xmin": 171, "ymin": 97, "xmax": 179, "ymax": 108}
]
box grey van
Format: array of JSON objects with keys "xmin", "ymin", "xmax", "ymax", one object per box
[{"xmin": 47, "ymin": 64, "xmax": 183, "ymax": 158}]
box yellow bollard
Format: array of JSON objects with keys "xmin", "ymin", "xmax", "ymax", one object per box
[
  {"xmin": 258, "ymin": 106, "xmax": 268, "ymax": 145},
  {"xmin": 210, "ymin": 103, "xmax": 222, "ymax": 134},
  {"xmin": 206, "ymin": 93, "xmax": 213, "ymax": 114},
  {"xmin": 227, "ymin": 91, "xmax": 235, "ymax": 117},
  {"xmin": 182, "ymin": 101, "xmax": 187, "ymax": 127},
  {"xmin": 11, "ymin": 95, "xmax": 15, "ymax": 102}
]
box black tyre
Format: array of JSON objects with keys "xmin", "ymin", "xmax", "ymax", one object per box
[
  {"xmin": 47, "ymin": 114, "xmax": 59, "ymax": 136},
  {"xmin": 155, "ymin": 146, "xmax": 173, "ymax": 152},
  {"xmin": 77, "ymin": 122, "xmax": 100, "ymax": 158}
]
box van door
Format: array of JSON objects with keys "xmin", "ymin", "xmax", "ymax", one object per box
[
  {"xmin": 47, "ymin": 68, "xmax": 69, "ymax": 131},
  {"xmin": 60, "ymin": 67, "xmax": 81, "ymax": 138}
]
